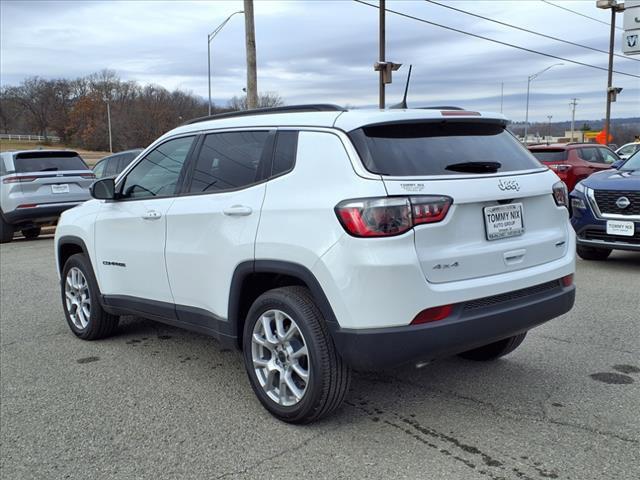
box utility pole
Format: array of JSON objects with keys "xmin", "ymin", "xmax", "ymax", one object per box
[
  {"xmin": 597, "ymin": 0, "xmax": 625, "ymax": 144},
  {"xmin": 243, "ymin": 0, "xmax": 258, "ymax": 110},
  {"xmin": 569, "ymin": 98, "xmax": 578, "ymax": 142},
  {"xmin": 547, "ymin": 115, "xmax": 553, "ymax": 143}
]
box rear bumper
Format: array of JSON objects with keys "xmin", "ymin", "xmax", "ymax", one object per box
[
  {"xmin": 2, "ymin": 202, "xmax": 83, "ymax": 225},
  {"xmin": 329, "ymin": 281, "xmax": 575, "ymax": 370}
]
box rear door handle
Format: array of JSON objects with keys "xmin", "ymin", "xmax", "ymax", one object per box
[
  {"xmin": 223, "ymin": 205, "xmax": 252, "ymax": 216},
  {"xmin": 142, "ymin": 210, "xmax": 162, "ymax": 220}
]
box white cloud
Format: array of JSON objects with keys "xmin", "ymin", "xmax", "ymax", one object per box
[{"xmin": 1, "ymin": 0, "xmax": 638, "ymax": 121}]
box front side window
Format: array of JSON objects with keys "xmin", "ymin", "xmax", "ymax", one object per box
[
  {"xmin": 578, "ymin": 147, "xmax": 603, "ymax": 163},
  {"xmin": 104, "ymin": 156, "xmax": 121, "ymax": 177},
  {"xmin": 93, "ymin": 160, "xmax": 106, "ymax": 178},
  {"xmin": 188, "ymin": 131, "xmax": 269, "ymax": 193},
  {"xmin": 121, "ymin": 136, "xmax": 194, "ymax": 199},
  {"xmin": 598, "ymin": 148, "xmax": 619, "ymax": 164}
]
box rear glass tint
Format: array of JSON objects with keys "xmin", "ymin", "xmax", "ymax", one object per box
[
  {"xmin": 529, "ymin": 150, "xmax": 567, "ymax": 162},
  {"xmin": 349, "ymin": 122, "xmax": 542, "ymax": 176},
  {"xmin": 14, "ymin": 152, "xmax": 88, "ymax": 173}
]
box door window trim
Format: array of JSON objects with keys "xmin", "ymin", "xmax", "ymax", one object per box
[
  {"xmin": 179, "ymin": 128, "xmax": 277, "ymax": 197},
  {"xmin": 113, "ymin": 134, "xmax": 199, "ymax": 202}
]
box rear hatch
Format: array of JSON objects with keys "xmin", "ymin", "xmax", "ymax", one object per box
[
  {"xmin": 349, "ymin": 120, "xmax": 569, "ymax": 283},
  {"xmin": 11, "ymin": 151, "xmax": 94, "ymax": 205}
]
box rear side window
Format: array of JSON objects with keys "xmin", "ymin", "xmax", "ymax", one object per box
[
  {"xmin": 14, "ymin": 153, "xmax": 88, "ymax": 173},
  {"xmin": 272, "ymin": 131, "xmax": 298, "ymax": 177},
  {"xmin": 349, "ymin": 122, "xmax": 541, "ymax": 176},
  {"xmin": 529, "ymin": 149, "xmax": 567, "ymax": 162},
  {"xmin": 188, "ymin": 131, "xmax": 270, "ymax": 193}
]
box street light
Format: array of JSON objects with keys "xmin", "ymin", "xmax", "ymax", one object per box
[
  {"xmin": 547, "ymin": 115, "xmax": 553, "ymax": 143},
  {"xmin": 102, "ymin": 94, "xmax": 113, "ymax": 153},
  {"xmin": 524, "ymin": 63, "xmax": 563, "ymax": 142},
  {"xmin": 207, "ymin": 11, "xmax": 244, "ymax": 116}
]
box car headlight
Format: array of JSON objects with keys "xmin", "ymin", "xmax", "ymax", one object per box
[
  {"xmin": 571, "ymin": 197, "xmax": 586, "ymax": 210},
  {"xmin": 574, "ymin": 182, "xmax": 585, "ymax": 193}
]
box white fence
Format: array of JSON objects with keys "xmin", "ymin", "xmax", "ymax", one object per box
[{"xmin": 0, "ymin": 133, "xmax": 61, "ymax": 143}]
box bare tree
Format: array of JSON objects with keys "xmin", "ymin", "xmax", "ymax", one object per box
[{"xmin": 228, "ymin": 91, "xmax": 284, "ymax": 111}]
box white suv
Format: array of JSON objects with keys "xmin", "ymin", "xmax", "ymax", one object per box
[{"xmin": 54, "ymin": 105, "xmax": 576, "ymax": 423}]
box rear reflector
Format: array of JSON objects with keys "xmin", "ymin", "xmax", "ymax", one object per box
[
  {"xmin": 16, "ymin": 204, "xmax": 37, "ymax": 209},
  {"xmin": 411, "ymin": 305, "xmax": 453, "ymax": 325},
  {"xmin": 561, "ymin": 274, "xmax": 574, "ymax": 287}
]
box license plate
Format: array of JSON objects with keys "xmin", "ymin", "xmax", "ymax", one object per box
[
  {"xmin": 606, "ymin": 220, "xmax": 635, "ymax": 237},
  {"xmin": 51, "ymin": 184, "xmax": 70, "ymax": 194},
  {"xmin": 484, "ymin": 203, "xmax": 525, "ymax": 241}
]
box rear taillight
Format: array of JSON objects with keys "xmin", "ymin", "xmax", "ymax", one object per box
[
  {"xmin": 411, "ymin": 304, "xmax": 454, "ymax": 324},
  {"xmin": 335, "ymin": 196, "xmax": 452, "ymax": 237},
  {"xmin": 561, "ymin": 274, "xmax": 574, "ymax": 287},
  {"xmin": 552, "ymin": 181, "xmax": 568, "ymax": 208},
  {"xmin": 2, "ymin": 175, "xmax": 38, "ymax": 184},
  {"xmin": 549, "ymin": 164, "xmax": 572, "ymax": 173}
]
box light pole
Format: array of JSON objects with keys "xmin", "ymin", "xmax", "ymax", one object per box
[
  {"xmin": 208, "ymin": 10, "xmax": 244, "ymax": 115},
  {"xmin": 524, "ymin": 63, "xmax": 563, "ymax": 143},
  {"xmin": 596, "ymin": 0, "xmax": 625, "ymax": 144},
  {"xmin": 103, "ymin": 94, "xmax": 112, "ymax": 153},
  {"xmin": 547, "ymin": 115, "xmax": 553, "ymax": 143}
]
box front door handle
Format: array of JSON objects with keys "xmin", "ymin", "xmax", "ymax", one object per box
[
  {"xmin": 142, "ymin": 210, "xmax": 162, "ymax": 220},
  {"xmin": 223, "ymin": 205, "xmax": 253, "ymax": 216}
]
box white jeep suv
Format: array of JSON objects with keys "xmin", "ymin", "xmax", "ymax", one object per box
[{"xmin": 54, "ymin": 105, "xmax": 576, "ymax": 423}]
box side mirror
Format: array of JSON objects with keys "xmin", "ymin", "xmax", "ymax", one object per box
[
  {"xmin": 610, "ymin": 160, "xmax": 625, "ymax": 170},
  {"xmin": 90, "ymin": 177, "xmax": 116, "ymax": 200}
]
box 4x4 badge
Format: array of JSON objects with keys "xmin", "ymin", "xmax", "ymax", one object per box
[{"xmin": 498, "ymin": 179, "xmax": 520, "ymax": 192}]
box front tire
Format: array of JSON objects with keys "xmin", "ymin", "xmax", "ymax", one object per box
[
  {"xmin": 22, "ymin": 226, "xmax": 41, "ymax": 239},
  {"xmin": 577, "ymin": 245, "xmax": 611, "ymax": 261},
  {"xmin": 0, "ymin": 214, "xmax": 13, "ymax": 243},
  {"xmin": 243, "ymin": 286, "xmax": 351, "ymax": 424},
  {"xmin": 458, "ymin": 332, "xmax": 527, "ymax": 361},
  {"xmin": 61, "ymin": 253, "xmax": 119, "ymax": 340}
]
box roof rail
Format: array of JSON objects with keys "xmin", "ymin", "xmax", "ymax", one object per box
[
  {"xmin": 183, "ymin": 104, "xmax": 347, "ymax": 126},
  {"xmin": 418, "ymin": 106, "xmax": 465, "ymax": 110}
]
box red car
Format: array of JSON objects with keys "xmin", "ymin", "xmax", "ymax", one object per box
[{"xmin": 528, "ymin": 143, "xmax": 620, "ymax": 192}]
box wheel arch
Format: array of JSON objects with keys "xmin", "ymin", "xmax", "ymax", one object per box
[
  {"xmin": 229, "ymin": 260, "xmax": 339, "ymax": 349},
  {"xmin": 57, "ymin": 235, "xmax": 90, "ymax": 276}
]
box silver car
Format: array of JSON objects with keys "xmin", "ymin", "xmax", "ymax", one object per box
[{"xmin": 0, "ymin": 150, "xmax": 94, "ymax": 243}]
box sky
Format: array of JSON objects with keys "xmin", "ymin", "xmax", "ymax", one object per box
[{"xmin": 1, "ymin": 0, "xmax": 639, "ymax": 123}]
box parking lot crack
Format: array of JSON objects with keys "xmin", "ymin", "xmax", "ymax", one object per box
[{"xmin": 214, "ymin": 427, "xmax": 336, "ymax": 479}]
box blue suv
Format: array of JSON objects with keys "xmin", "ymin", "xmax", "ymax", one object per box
[{"xmin": 570, "ymin": 151, "xmax": 640, "ymax": 260}]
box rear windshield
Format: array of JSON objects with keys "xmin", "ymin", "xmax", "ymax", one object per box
[
  {"xmin": 349, "ymin": 122, "xmax": 542, "ymax": 176},
  {"xmin": 14, "ymin": 152, "xmax": 89, "ymax": 173},
  {"xmin": 529, "ymin": 149, "xmax": 567, "ymax": 162}
]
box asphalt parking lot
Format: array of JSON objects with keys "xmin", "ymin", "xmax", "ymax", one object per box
[{"xmin": 1, "ymin": 236, "xmax": 638, "ymax": 480}]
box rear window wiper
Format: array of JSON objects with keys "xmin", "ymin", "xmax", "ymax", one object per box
[{"xmin": 445, "ymin": 161, "xmax": 501, "ymax": 173}]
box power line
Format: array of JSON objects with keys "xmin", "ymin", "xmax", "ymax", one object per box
[
  {"xmin": 425, "ymin": 0, "xmax": 638, "ymax": 63},
  {"xmin": 541, "ymin": 0, "xmax": 624, "ymax": 31},
  {"xmin": 353, "ymin": 0, "xmax": 640, "ymax": 79}
]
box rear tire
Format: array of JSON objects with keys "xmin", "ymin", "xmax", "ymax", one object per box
[
  {"xmin": 458, "ymin": 332, "xmax": 527, "ymax": 361},
  {"xmin": 577, "ymin": 245, "xmax": 611, "ymax": 261},
  {"xmin": 0, "ymin": 215, "xmax": 13, "ymax": 244},
  {"xmin": 242, "ymin": 286, "xmax": 351, "ymax": 424},
  {"xmin": 22, "ymin": 226, "xmax": 41, "ymax": 239},
  {"xmin": 61, "ymin": 253, "xmax": 119, "ymax": 340}
]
